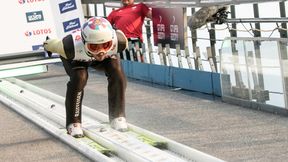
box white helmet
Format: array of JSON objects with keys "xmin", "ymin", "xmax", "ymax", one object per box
[
  {"xmin": 81, "ymin": 16, "xmax": 114, "ymax": 44},
  {"xmin": 81, "ymin": 17, "xmax": 115, "ymax": 56}
]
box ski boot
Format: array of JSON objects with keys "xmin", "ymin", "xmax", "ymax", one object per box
[
  {"xmin": 110, "ymin": 117, "xmax": 128, "ymax": 132},
  {"xmin": 67, "ymin": 123, "xmax": 84, "ymax": 138}
]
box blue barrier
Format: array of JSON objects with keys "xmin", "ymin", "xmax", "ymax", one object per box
[{"xmin": 121, "ymin": 61, "xmax": 222, "ymax": 96}]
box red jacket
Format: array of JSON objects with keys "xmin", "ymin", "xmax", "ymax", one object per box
[{"xmin": 107, "ymin": 3, "xmax": 150, "ymax": 42}]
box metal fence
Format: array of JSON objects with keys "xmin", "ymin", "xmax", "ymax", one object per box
[{"xmin": 81, "ymin": 1, "xmax": 288, "ymax": 73}]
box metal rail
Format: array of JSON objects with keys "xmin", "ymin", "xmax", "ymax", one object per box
[
  {"xmin": 226, "ymin": 17, "xmax": 288, "ymax": 23},
  {"xmin": 0, "ymin": 58, "xmax": 61, "ymax": 70},
  {"xmin": 0, "ymin": 50, "xmax": 46, "ymax": 60}
]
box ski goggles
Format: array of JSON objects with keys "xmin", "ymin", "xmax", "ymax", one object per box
[{"xmin": 85, "ymin": 40, "xmax": 113, "ymax": 56}]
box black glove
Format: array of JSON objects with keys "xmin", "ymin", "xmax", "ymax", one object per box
[{"xmin": 43, "ymin": 36, "xmax": 52, "ymax": 57}]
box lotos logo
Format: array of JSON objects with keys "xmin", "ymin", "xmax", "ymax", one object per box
[
  {"xmin": 18, "ymin": 0, "xmax": 45, "ymax": 4},
  {"xmin": 63, "ymin": 18, "xmax": 81, "ymax": 32},
  {"xmin": 26, "ymin": 11, "xmax": 44, "ymax": 23},
  {"xmin": 59, "ymin": 0, "xmax": 77, "ymax": 14},
  {"xmin": 25, "ymin": 31, "xmax": 33, "ymax": 37},
  {"xmin": 25, "ymin": 28, "xmax": 52, "ymax": 37}
]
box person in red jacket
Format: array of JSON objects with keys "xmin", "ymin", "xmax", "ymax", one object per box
[
  {"xmin": 43, "ymin": 17, "xmax": 129, "ymax": 138},
  {"xmin": 107, "ymin": 0, "xmax": 152, "ymax": 61}
]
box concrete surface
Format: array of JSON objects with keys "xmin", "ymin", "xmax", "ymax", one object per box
[{"xmin": 0, "ymin": 102, "xmax": 91, "ymax": 162}]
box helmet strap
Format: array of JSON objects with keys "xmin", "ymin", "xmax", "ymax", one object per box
[
  {"xmin": 83, "ymin": 44, "xmax": 93, "ymax": 57},
  {"xmin": 81, "ymin": 31, "xmax": 86, "ymax": 44}
]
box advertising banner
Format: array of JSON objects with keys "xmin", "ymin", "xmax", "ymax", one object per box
[
  {"xmin": 50, "ymin": 0, "xmax": 84, "ymax": 37},
  {"xmin": 0, "ymin": 0, "xmax": 84, "ymax": 55},
  {"xmin": 152, "ymin": 8, "xmax": 185, "ymax": 49}
]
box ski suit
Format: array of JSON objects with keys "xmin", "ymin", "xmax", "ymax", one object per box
[{"xmin": 44, "ymin": 29, "xmax": 128, "ymax": 127}]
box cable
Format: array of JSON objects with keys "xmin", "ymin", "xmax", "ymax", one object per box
[{"xmin": 195, "ymin": 22, "xmax": 288, "ymax": 34}]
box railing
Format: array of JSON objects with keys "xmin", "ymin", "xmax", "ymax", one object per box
[
  {"xmin": 220, "ymin": 37, "xmax": 288, "ymax": 111},
  {"xmin": 82, "ymin": 2, "xmax": 288, "ymax": 114},
  {"xmin": 81, "ymin": 1, "xmax": 288, "ymax": 74},
  {"xmin": 0, "ymin": 50, "xmax": 61, "ymax": 79}
]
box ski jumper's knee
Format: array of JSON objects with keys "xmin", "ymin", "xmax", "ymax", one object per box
[{"xmin": 69, "ymin": 69, "xmax": 88, "ymax": 91}]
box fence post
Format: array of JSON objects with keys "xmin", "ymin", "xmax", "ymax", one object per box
[
  {"xmin": 134, "ymin": 42, "xmax": 142, "ymax": 62},
  {"xmin": 190, "ymin": 8, "xmax": 198, "ymax": 70},
  {"xmin": 141, "ymin": 43, "xmax": 147, "ymax": 63},
  {"xmin": 165, "ymin": 44, "xmax": 173, "ymax": 66},
  {"xmin": 207, "ymin": 47, "xmax": 216, "ymax": 72},
  {"xmin": 195, "ymin": 47, "xmax": 203, "ymax": 70},
  {"xmin": 158, "ymin": 43, "xmax": 165, "ymax": 65},
  {"xmin": 208, "ymin": 24, "xmax": 217, "ymax": 72},
  {"xmin": 279, "ymin": 2, "xmax": 288, "ymax": 108},
  {"xmin": 185, "ymin": 47, "xmax": 193, "ymax": 69},
  {"xmin": 145, "ymin": 21, "xmax": 154, "ymax": 64},
  {"xmin": 176, "ymin": 44, "xmax": 183, "ymax": 68},
  {"xmin": 128, "ymin": 41, "xmax": 134, "ymax": 61}
]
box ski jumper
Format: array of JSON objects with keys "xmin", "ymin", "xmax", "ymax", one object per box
[{"xmin": 46, "ymin": 29, "xmax": 128, "ymax": 127}]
